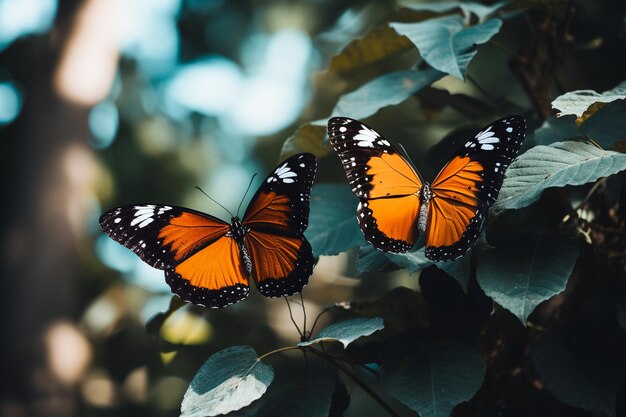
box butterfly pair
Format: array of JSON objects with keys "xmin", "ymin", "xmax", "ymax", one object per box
[{"xmin": 101, "ymin": 116, "xmax": 526, "ymax": 308}]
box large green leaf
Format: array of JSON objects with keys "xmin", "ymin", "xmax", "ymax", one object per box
[
  {"xmin": 255, "ymin": 371, "xmax": 335, "ymax": 417},
  {"xmin": 279, "ymin": 124, "xmax": 329, "ymax": 160},
  {"xmin": 331, "ymin": 69, "xmax": 444, "ymax": 120},
  {"xmin": 390, "ymin": 16, "xmax": 502, "ymax": 79},
  {"xmin": 181, "ymin": 346, "xmax": 274, "ymax": 417},
  {"xmin": 493, "ymin": 141, "xmax": 626, "ymax": 215},
  {"xmin": 382, "ymin": 335, "xmax": 485, "ymax": 417},
  {"xmin": 299, "ymin": 317, "xmax": 384, "ymax": 348},
  {"xmin": 305, "ymin": 183, "xmax": 364, "ymax": 257},
  {"xmin": 533, "ymin": 332, "xmax": 621, "ymax": 417},
  {"xmin": 552, "ymin": 80, "xmax": 626, "ymax": 120},
  {"xmin": 476, "ymin": 233, "xmax": 579, "ymax": 323},
  {"xmin": 355, "ymin": 243, "xmax": 400, "ymax": 275}
]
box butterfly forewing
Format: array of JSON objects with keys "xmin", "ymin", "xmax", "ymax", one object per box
[
  {"xmin": 99, "ymin": 205, "xmax": 230, "ymax": 269},
  {"xmin": 328, "ymin": 117, "xmax": 423, "ymax": 253},
  {"xmin": 243, "ymin": 153, "xmax": 316, "ymax": 236},
  {"xmin": 243, "ymin": 153, "xmax": 317, "ymax": 296},
  {"xmin": 426, "ymin": 116, "xmax": 526, "ymax": 260}
]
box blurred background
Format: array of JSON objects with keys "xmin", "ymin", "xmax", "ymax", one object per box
[{"xmin": 0, "ymin": 0, "xmax": 414, "ymax": 416}]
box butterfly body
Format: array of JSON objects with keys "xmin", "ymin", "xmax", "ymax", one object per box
[
  {"xmin": 328, "ymin": 116, "xmax": 526, "ymax": 261},
  {"xmin": 100, "ymin": 153, "xmax": 317, "ymax": 308}
]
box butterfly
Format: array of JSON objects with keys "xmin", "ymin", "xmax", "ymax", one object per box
[
  {"xmin": 327, "ymin": 116, "xmax": 526, "ymax": 261},
  {"xmin": 99, "ymin": 153, "xmax": 317, "ymax": 308}
]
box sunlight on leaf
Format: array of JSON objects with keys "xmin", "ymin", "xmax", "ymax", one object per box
[
  {"xmin": 327, "ymin": 25, "xmax": 413, "ymax": 77},
  {"xmin": 299, "ymin": 317, "xmax": 384, "ymax": 348},
  {"xmin": 390, "ymin": 16, "xmax": 502, "ymax": 79},
  {"xmin": 279, "ymin": 123, "xmax": 329, "ymax": 160},
  {"xmin": 476, "ymin": 234, "xmax": 579, "ymax": 323},
  {"xmin": 305, "ymin": 183, "xmax": 364, "ymax": 257},
  {"xmin": 533, "ymin": 332, "xmax": 621, "ymax": 417},
  {"xmin": 331, "ymin": 68, "xmax": 444, "ymax": 120},
  {"xmin": 383, "ymin": 335, "xmax": 485, "ymax": 417},
  {"xmin": 406, "ymin": 0, "xmax": 513, "ymax": 23},
  {"xmin": 493, "ymin": 141, "xmax": 626, "ymax": 215},
  {"xmin": 552, "ymin": 81, "xmax": 626, "ymax": 124},
  {"xmin": 180, "ymin": 346, "xmax": 273, "ymax": 417}
]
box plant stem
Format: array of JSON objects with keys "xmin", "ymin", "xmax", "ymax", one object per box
[{"xmin": 308, "ymin": 348, "xmax": 401, "ymax": 417}]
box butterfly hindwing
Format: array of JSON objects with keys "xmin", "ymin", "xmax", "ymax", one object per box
[
  {"xmin": 165, "ymin": 236, "xmax": 250, "ymax": 308},
  {"xmin": 243, "ymin": 153, "xmax": 317, "ymax": 296},
  {"xmin": 328, "ymin": 117, "xmax": 423, "ymax": 252},
  {"xmin": 99, "ymin": 205, "xmax": 251, "ymax": 308},
  {"xmin": 426, "ymin": 116, "xmax": 526, "ymax": 260}
]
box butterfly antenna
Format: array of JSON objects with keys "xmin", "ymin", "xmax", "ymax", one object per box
[
  {"xmin": 236, "ymin": 173, "xmax": 258, "ymax": 217},
  {"xmin": 194, "ymin": 186, "xmax": 235, "ymax": 218}
]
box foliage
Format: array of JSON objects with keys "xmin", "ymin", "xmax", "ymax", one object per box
[{"xmin": 75, "ymin": 1, "xmax": 626, "ymax": 416}]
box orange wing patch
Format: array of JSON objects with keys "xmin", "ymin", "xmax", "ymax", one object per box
[
  {"xmin": 426, "ymin": 155, "xmax": 485, "ymax": 259},
  {"xmin": 158, "ymin": 212, "xmax": 230, "ymax": 262},
  {"xmin": 165, "ymin": 236, "xmax": 250, "ymax": 308},
  {"xmin": 243, "ymin": 191, "xmax": 291, "ymax": 232},
  {"xmin": 366, "ymin": 152, "xmax": 422, "ymax": 198},
  {"xmin": 359, "ymin": 194, "xmax": 421, "ymax": 252},
  {"xmin": 246, "ymin": 231, "xmax": 314, "ymax": 297}
]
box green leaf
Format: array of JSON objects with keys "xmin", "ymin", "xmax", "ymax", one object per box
[
  {"xmin": 493, "ymin": 141, "xmax": 626, "ymax": 215},
  {"xmin": 383, "ymin": 335, "xmax": 485, "ymax": 417},
  {"xmin": 331, "ymin": 69, "xmax": 444, "ymax": 120},
  {"xmin": 533, "ymin": 332, "xmax": 621, "ymax": 417},
  {"xmin": 181, "ymin": 346, "xmax": 274, "ymax": 417},
  {"xmin": 476, "ymin": 234, "xmax": 579, "ymax": 323},
  {"xmin": 390, "ymin": 16, "xmax": 502, "ymax": 79},
  {"xmin": 305, "ymin": 183, "xmax": 364, "ymax": 257},
  {"xmin": 552, "ymin": 80, "xmax": 626, "ymax": 121},
  {"xmin": 256, "ymin": 371, "xmax": 335, "ymax": 417},
  {"xmin": 436, "ymin": 254, "xmax": 472, "ymax": 293},
  {"xmin": 355, "ymin": 243, "xmax": 400, "ymax": 275},
  {"xmin": 406, "ymin": 0, "xmax": 513, "ymax": 22},
  {"xmin": 326, "ymin": 25, "xmax": 414, "ymax": 77},
  {"xmin": 387, "ymin": 248, "xmax": 432, "ymax": 274},
  {"xmin": 279, "ymin": 123, "xmax": 329, "ymax": 160},
  {"xmin": 534, "ymin": 101, "xmax": 626, "ymax": 148},
  {"xmin": 299, "ymin": 317, "xmax": 384, "ymax": 348}
]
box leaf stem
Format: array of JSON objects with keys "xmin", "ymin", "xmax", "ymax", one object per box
[
  {"xmin": 308, "ymin": 348, "xmax": 401, "ymax": 417},
  {"xmin": 257, "ymin": 345, "xmax": 302, "ymax": 361}
]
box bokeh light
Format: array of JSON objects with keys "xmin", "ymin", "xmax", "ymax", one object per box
[
  {"xmin": 0, "ymin": 81, "xmax": 22, "ymax": 125},
  {"xmin": 0, "ymin": 0, "xmax": 57, "ymax": 50}
]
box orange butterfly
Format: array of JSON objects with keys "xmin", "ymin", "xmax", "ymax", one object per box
[
  {"xmin": 100, "ymin": 153, "xmax": 317, "ymax": 308},
  {"xmin": 328, "ymin": 117, "xmax": 526, "ymax": 261}
]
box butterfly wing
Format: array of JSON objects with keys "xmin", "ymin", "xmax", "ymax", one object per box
[
  {"xmin": 242, "ymin": 153, "xmax": 317, "ymax": 297},
  {"xmin": 99, "ymin": 205, "xmax": 250, "ymax": 308},
  {"xmin": 426, "ymin": 115, "xmax": 526, "ymax": 261},
  {"xmin": 328, "ymin": 117, "xmax": 423, "ymax": 252}
]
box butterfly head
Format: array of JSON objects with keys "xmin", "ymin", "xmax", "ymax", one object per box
[{"xmin": 228, "ymin": 217, "xmax": 247, "ymax": 242}]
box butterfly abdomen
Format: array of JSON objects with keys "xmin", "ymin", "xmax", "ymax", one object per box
[
  {"xmin": 229, "ymin": 217, "xmax": 253, "ymax": 276},
  {"xmin": 417, "ymin": 184, "xmax": 432, "ymax": 235}
]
